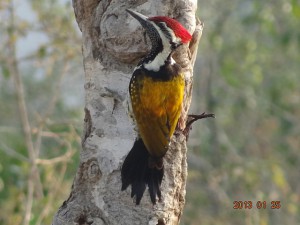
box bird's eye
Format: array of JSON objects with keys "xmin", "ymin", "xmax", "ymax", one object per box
[
  {"xmin": 157, "ymin": 22, "xmax": 168, "ymax": 31},
  {"xmin": 171, "ymin": 42, "xmax": 182, "ymax": 50}
]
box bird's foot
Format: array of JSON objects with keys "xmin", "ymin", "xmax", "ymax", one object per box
[{"xmin": 183, "ymin": 112, "xmax": 215, "ymax": 139}]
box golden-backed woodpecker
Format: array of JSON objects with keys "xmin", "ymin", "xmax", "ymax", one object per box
[{"xmin": 121, "ymin": 9, "xmax": 192, "ymax": 205}]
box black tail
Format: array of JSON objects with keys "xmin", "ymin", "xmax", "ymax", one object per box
[{"xmin": 121, "ymin": 138, "xmax": 164, "ymax": 204}]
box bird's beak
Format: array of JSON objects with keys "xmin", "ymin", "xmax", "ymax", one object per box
[{"xmin": 126, "ymin": 9, "xmax": 150, "ymax": 29}]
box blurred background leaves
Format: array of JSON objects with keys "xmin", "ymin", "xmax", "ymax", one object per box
[
  {"xmin": 0, "ymin": 0, "xmax": 83, "ymax": 224},
  {"xmin": 0, "ymin": 0, "xmax": 299, "ymax": 224},
  {"xmin": 184, "ymin": 0, "xmax": 300, "ymax": 225}
]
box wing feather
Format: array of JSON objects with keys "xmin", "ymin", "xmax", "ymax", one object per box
[{"xmin": 130, "ymin": 69, "xmax": 184, "ymax": 158}]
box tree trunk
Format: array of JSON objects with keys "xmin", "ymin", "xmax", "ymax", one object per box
[{"xmin": 52, "ymin": 0, "xmax": 202, "ymax": 224}]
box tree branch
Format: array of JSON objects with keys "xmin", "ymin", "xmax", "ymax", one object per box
[{"xmin": 6, "ymin": 4, "xmax": 43, "ymax": 225}]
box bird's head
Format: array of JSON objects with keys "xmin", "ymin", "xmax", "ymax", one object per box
[{"xmin": 126, "ymin": 9, "xmax": 192, "ymax": 50}]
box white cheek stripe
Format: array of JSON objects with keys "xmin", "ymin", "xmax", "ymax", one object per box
[{"xmin": 144, "ymin": 22, "xmax": 176, "ymax": 72}]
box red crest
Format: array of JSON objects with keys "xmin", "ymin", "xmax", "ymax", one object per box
[{"xmin": 149, "ymin": 16, "xmax": 192, "ymax": 44}]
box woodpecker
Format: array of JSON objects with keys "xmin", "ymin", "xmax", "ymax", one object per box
[{"xmin": 121, "ymin": 9, "xmax": 192, "ymax": 205}]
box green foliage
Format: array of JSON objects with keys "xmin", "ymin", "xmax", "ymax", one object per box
[
  {"xmin": 182, "ymin": 0, "xmax": 300, "ymax": 224},
  {"xmin": 0, "ymin": 0, "xmax": 82, "ymax": 224}
]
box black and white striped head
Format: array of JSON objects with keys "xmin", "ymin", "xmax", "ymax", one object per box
[{"xmin": 127, "ymin": 9, "xmax": 192, "ymax": 71}]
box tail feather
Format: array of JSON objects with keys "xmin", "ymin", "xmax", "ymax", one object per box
[
  {"xmin": 121, "ymin": 138, "xmax": 164, "ymax": 204},
  {"xmin": 147, "ymin": 168, "xmax": 163, "ymax": 204}
]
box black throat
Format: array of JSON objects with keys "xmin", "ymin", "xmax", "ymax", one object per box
[{"xmin": 140, "ymin": 57, "xmax": 181, "ymax": 81}]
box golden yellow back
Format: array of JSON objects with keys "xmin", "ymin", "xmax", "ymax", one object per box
[{"xmin": 130, "ymin": 70, "xmax": 184, "ymax": 158}]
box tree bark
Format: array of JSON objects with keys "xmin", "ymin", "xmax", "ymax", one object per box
[{"xmin": 52, "ymin": 0, "xmax": 202, "ymax": 224}]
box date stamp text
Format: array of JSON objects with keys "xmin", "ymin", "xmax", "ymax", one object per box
[{"xmin": 233, "ymin": 201, "xmax": 281, "ymax": 209}]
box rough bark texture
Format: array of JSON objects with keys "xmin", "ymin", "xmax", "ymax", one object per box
[{"xmin": 52, "ymin": 0, "xmax": 202, "ymax": 224}]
